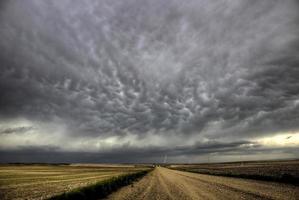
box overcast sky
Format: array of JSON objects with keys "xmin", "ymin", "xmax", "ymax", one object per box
[{"xmin": 0, "ymin": 0, "xmax": 299, "ymax": 163}]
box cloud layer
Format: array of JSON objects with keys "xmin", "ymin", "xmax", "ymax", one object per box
[{"xmin": 0, "ymin": 0, "xmax": 299, "ymax": 162}]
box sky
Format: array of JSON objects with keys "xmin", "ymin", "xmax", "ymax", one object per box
[{"xmin": 0, "ymin": 0, "xmax": 299, "ymax": 163}]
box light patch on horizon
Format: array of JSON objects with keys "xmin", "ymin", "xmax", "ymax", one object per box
[{"xmin": 256, "ymin": 132, "xmax": 299, "ymax": 147}]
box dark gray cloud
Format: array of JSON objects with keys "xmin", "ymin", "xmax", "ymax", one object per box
[
  {"xmin": 0, "ymin": 126, "xmax": 35, "ymax": 134},
  {"xmin": 0, "ymin": 140, "xmax": 264, "ymax": 163},
  {"xmin": 0, "ymin": 140, "xmax": 298, "ymax": 163},
  {"xmin": 0, "ymin": 0, "xmax": 299, "ymax": 162}
]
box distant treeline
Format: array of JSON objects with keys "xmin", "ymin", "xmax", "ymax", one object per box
[{"xmin": 5, "ymin": 163, "xmax": 70, "ymax": 166}]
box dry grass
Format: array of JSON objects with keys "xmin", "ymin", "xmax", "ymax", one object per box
[
  {"xmin": 0, "ymin": 164, "xmax": 149, "ymax": 200},
  {"xmin": 49, "ymin": 170, "xmax": 150, "ymax": 200}
]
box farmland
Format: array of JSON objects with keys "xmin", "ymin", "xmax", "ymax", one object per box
[
  {"xmin": 107, "ymin": 166, "xmax": 299, "ymax": 200},
  {"xmin": 168, "ymin": 159, "xmax": 299, "ymax": 185},
  {"xmin": 1, "ymin": 161, "xmax": 299, "ymax": 200},
  {"xmin": 0, "ymin": 164, "xmax": 149, "ymax": 200}
]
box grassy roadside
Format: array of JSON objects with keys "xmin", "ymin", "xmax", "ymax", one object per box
[
  {"xmin": 173, "ymin": 168, "xmax": 299, "ymax": 185},
  {"xmin": 48, "ymin": 169, "xmax": 151, "ymax": 200}
]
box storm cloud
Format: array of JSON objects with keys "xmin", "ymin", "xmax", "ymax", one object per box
[
  {"xmin": 0, "ymin": 126, "xmax": 35, "ymax": 135},
  {"xmin": 0, "ymin": 0, "xmax": 299, "ymax": 163}
]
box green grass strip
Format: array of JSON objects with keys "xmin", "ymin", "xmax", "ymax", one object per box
[{"xmin": 48, "ymin": 170, "xmax": 151, "ymax": 200}]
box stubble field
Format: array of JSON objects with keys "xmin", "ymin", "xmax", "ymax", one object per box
[
  {"xmin": 168, "ymin": 160, "xmax": 299, "ymax": 184},
  {"xmin": 0, "ymin": 164, "xmax": 148, "ymax": 200},
  {"xmin": 1, "ymin": 161, "xmax": 299, "ymax": 200}
]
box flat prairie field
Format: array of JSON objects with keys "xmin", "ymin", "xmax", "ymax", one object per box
[
  {"xmin": 169, "ymin": 159, "xmax": 299, "ymax": 184},
  {"xmin": 0, "ymin": 164, "xmax": 147, "ymax": 200}
]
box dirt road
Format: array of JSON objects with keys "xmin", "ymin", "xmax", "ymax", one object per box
[{"xmin": 106, "ymin": 167, "xmax": 299, "ymax": 200}]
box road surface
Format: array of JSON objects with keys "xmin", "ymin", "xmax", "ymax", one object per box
[{"xmin": 106, "ymin": 167, "xmax": 299, "ymax": 200}]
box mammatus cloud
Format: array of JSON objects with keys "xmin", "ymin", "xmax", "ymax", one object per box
[{"xmin": 0, "ymin": 0, "xmax": 299, "ymax": 162}]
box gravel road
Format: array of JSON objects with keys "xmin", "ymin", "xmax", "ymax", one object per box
[{"xmin": 106, "ymin": 167, "xmax": 299, "ymax": 200}]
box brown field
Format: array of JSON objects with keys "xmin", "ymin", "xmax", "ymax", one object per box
[
  {"xmin": 168, "ymin": 159, "xmax": 299, "ymax": 184},
  {"xmin": 1, "ymin": 160, "xmax": 299, "ymax": 200},
  {"xmin": 0, "ymin": 164, "xmax": 148, "ymax": 200}
]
